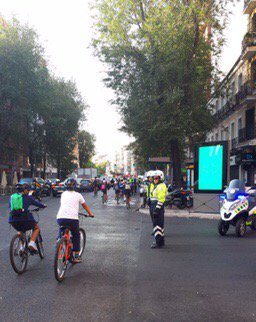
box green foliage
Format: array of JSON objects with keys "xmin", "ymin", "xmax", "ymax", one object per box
[
  {"xmin": 95, "ymin": 162, "xmax": 107, "ymax": 176},
  {"xmin": 78, "ymin": 130, "xmax": 96, "ymax": 168},
  {"xmin": 91, "ymin": 0, "xmax": 237, "ymax": 183},
  {"xmin": 0, "ymin": 18, "xmax": 90, "ymax": 178}
]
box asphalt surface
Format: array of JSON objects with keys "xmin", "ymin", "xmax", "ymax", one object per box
[{"xmin": 0, "ymin": 190, "xmax": 256, "ymax": 321}]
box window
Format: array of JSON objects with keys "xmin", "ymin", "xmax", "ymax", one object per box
[
  {"xmin": 231, "ymin": 81, "xmax": 235, "ymax": 98},
  {"xmin": 215, "ymin": 99, "xmax": 219, "ymax": 111},
  {"xmin": 221, "ymin": 95, "xmax": 225, "ymax": 108},
  {"xmin": 215, "ymin": 132, "xmax": 218, "ymax": 141},
  {"xmin": 230, "ymin": 122, "xmax": 235, "ymax": 140},
  {"xmin": 238, "ymin": 74, "xmax": 243, "ymax": 92},
  {"xmin": 238, "ymin": 117, "xmax": 242, "ymax": 136}
]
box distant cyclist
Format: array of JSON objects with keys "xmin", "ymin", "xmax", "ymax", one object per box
[
  {"xmin": 93, "ymin": 177, "xmax": 98, "ymax": 195},
  {"xmin": 101, "ymin": 179, "xmax": 108, "ymax": 203},
  {"xmin": 124, "ymin": 181, "xmax": 132, "ymax": 208},
  {"xmin": 114, "ymin": 180, "xmax": 121, "ymax": 203},
  {"xmin": 8, "ymin": 183, "xmax": 47, "ymax": 252},
  {"xmin": 119, "ymin": 178, "xmax": 125, "ymax": 202},
  {"xmin": 56, "ymin": 178, "xmax": 94, "ymax": 263}
]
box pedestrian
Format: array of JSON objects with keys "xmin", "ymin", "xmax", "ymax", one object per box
[
  {"xmin": 151, "ymin": 170, "xmax": 167, "ymax": 249},
  {"xmin": 146, "ymin": 171, "xmax": 155, "ymax": 233}
]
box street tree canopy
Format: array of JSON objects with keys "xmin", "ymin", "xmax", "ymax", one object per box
[
  {"xmin": 92, "ymin": 0, "xmax": 236, "ymax": 184},
  {"xmin": 0, "ymin": 18, "xmax": 90, "ymax": 178}
]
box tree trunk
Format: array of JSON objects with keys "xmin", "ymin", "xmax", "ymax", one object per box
[
  {"xmin": 43, "ymin": 152, "xmax": 46, "ymax": 179},
  {"xmin": 170, "ymin": 139, "xmax": 182, "ymax": 187},
  {"xmin": 29, "ymin": 147, "xmax": 34, "ymax": 178},
  {"xmin": 57, "ymin": 150, "xmax": 61, "ymax": 179}
]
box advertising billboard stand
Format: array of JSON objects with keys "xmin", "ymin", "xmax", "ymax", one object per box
[{"xmin": 191, "ymin": 142, "xmax": 229, "ymax": 214}]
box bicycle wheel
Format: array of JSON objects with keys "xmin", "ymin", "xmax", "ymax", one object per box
[
  {"xmin": 10, "ymin": 234, "xmax": 28, "ymax": 274},
  {"xmin": 54, "ymin": 237, "xmax": 68, "ymax": 282},
  {"xmin": 36, "ymin": 232, "xmax": 45, "ymax": 259},
  {"xmin": 79, "ymin": 228, "xmax": 86, "ymax": 257}
]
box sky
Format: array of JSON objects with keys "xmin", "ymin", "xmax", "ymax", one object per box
[{"xmin": 0, "ymin": 0, "xmax": 248, "ymax": 161}]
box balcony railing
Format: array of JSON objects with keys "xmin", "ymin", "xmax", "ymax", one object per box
[
  {"xmin": 242, "ymin": 32, "xmax": 256, "ymax": 59},
  {"xmin": 231, "ymin": 127, "xmax": 256, "ymax": 150},
  {"xmin": 244, "ymin": 0, "xmax": 256, "ymax": 14},
  {"xmin": 215, "ymin": 81, "xmax": 256, "ymax": 121}
]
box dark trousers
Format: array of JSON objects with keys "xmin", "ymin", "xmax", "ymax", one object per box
[
  {"xmin": 57, "ymin": 219, "xmax": 80, "ymax": 252},
  {"xmin": 152, "ymin": 205, "xmax": 165, "ymax": 246},
  {"xmin": 149, "ymin": 204, "xmax": 155, "ymax": 227}
]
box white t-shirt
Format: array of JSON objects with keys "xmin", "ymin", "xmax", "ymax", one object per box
[{"xmin": 57, "ymin": 191, "xmax": 85, "ymax": 220}]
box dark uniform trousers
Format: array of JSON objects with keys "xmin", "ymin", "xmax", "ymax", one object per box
[
  {"xmin": 152, "ymin": 202, "xmax": 165, "ymax": 246},
  {"xmin": 149, "ymin": 203, "xmax": 155, "ymax": 227}
]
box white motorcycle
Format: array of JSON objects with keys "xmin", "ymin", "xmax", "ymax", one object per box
[{"xmin": 218, "ymin": 179, "xmax": 256, "ymax": 237}]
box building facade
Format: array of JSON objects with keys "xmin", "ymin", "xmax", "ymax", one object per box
[{"xmin": 206, "ymin": 0, "xmax": 256, "ymax": 186}]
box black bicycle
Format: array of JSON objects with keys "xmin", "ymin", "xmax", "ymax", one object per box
[
  {"xmin": 54, "ymin": 213, "xmax": 93, "ymax": 282},
  {"xmin": 9, "ymin": 208, "xmax": 45, "ymax": 274}
]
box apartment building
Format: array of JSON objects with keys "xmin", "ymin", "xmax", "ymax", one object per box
[{"xmin": 206, "ymin": 0, "xmax": 256, "ymax": 186}]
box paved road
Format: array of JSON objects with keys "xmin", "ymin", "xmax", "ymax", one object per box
[{"xmin": 1, "ymin": 190, "xmax": 256, "ymax": 321}]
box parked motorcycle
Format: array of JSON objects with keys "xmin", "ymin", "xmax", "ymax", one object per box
[
  {"xmin": 165, "ymin": 187, "xmax": 193, "ymax": 209},
  {"xmin": 218, "ymin": 179, "xmax": 256, "ymax": 237}
]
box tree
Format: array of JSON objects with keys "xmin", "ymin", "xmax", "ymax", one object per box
[
  {"xmin": 92, "ymin": 0, "xmax": 235, "ymax": 185},
  {"xmin": 45, "ymin": 78, "xmax": 86, "ymax": 179},
  {"xmin": 78, "ymin": 130, "xmax": 96, "ymax": 168},
  {"xmin": 0, "ymin": 19, "xmax": 51, "ymax": 176},
  {"xmin": 96, "ymin": 162, "xmax": 107, "ymax": 176},
  {"xmin": 0, "ymin": 18, "xmax": 87, "ymax": 179}
]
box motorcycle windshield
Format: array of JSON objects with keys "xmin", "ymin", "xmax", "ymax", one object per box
[{"xmin": 226, "ymin": 179, "xmax": 245, "ymax": 201}]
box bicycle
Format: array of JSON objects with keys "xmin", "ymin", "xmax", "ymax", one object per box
[
  {"xmin": 54, "ymin": 213, "xmax": 92, "ymax": 282},
  {"xmin": 9, "ymin": 208, "xmax": 45, "ymax": 275},
  {"xmin": 93, "ymin": 186, "xmax": 98, "ymax": 196},
  {"xmin": 116, "ymin": 191, "xmax": 120, "ymax": 205}
]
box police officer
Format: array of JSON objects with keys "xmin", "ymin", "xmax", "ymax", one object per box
[
  {"xmin": 151, "ymin": 170, "xmax": 167, "ymax": 248},
  {"xmin": 146, "ymin": 171, "xmax": 155, "ymax": 233}
]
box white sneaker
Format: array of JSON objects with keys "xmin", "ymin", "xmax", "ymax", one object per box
[{"xmin": 28, "ymin": 241, "xmax": 38, "ymax": 252}]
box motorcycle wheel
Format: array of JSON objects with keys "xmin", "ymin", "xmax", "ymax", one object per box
[
  {"xmin": 235, "ymin": 218, "xmax": 246, "ymax": 237},
  {"xmin": 177, "ymin": 202, "xmax": 186, "ymax": 209},
  {"xmin": 218, "ymin": 219, "xmax": 229, "ymax": 236}
]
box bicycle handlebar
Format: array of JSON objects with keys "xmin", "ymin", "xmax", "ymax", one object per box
[{"xmin": 78, "ymin": 213, "xmax": 94, "ymax": 218}]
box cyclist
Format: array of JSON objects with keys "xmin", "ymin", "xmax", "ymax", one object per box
[
  {"xmin": 119, "ymin": 178, "xmax": 125, "ymax": 202},
  {"xmin": 124, "ymin": 181, "xmax": 132, "ymax": 208},
  {"xmin": 93, "ymin": 177, "xmax": 98, "ymax": 195},
  {"xmin": 8, "ymin": 183, "xmax": 47, "ymax": 252},
  {"xmin": 56, "ymin": 178, "xmax": 94, "ymax": 263},
  {"xmin": 114, "ymin": 179, "xmax": 121, "ymax": 203},
  {"xmin": 100, "ymin": 179, "xmax": 108, "ymax": 203}
]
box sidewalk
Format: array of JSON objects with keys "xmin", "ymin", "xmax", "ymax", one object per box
[{"xmin": 139, "ymin": 207, "xmax": 220, "ymax": 220}]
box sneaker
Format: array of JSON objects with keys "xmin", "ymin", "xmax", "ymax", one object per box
[
  {"xmin": 151, "ymin": 242, "xmax": 164, "ymax": 249},
  {"xmin": 73, "ymin": 256, "xmax": 82, "ymax": 264},
  {"xmin": 28, "ymin": 241, "xmax": 38, "ymax": 252}
]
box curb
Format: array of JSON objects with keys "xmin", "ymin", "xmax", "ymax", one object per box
[{"xmin": 139, "ymin": 208, "xmax": 220, "ymax": 220}]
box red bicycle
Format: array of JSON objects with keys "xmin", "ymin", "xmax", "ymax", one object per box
[{"xmin": 54, "ymin": 213, "xmax": 92, "ymax": 282}]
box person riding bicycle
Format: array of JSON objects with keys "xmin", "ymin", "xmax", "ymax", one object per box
[
  {"xmin": 100, "ymin": 179, "xmax": 108, "ymax": 203},
  {"xmin": 114, "ymin": 179, "xmax": 121, "ymax": 202},
  {"xmin": 93, "ymin": 177, "xmax": 98, "ymax": 195},
  {"xmin": 119, "ymin": 178, "xmax": 125, "ymax": 202},
  {"xmin": 8, "ymin": 183, "xmax": 47, "ymax": 252},
  {"xmin": 56, "ymin": 178, "xmax": 94, "ymax": 263},
  {"xmin": 124, "ymin": 181, "xmax": 132, "ymax": 206}
]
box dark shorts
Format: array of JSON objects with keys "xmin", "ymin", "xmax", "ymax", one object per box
[
  {"xmin": 125, "ymin": 191, "xmax": 131, "ymax": 197},
  {"xmin": 11, "ymin": 221, "xmax": 37, "ymax": 233}
]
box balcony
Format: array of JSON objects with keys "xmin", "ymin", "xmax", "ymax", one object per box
[
  {"xmin": 244, "ymin": 0, "xmax": 256, "ymax": 14},
  {"xmin": 215, "ymin": 82, "xmax": 256, "ymax": 121},
  {"xmin": 242, "ymin": 32, "xmax": 256, "ymax": 60},
  {"xmin": 231, "ymin": 127, "xmax": 256, "ymax": 150}
]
